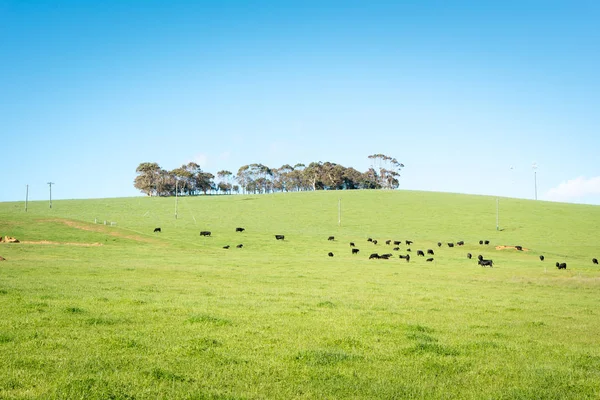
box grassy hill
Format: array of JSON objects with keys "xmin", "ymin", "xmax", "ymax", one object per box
[{"xmin": 1, "ymin": 190, "xmax": 599, "ymax": 399}]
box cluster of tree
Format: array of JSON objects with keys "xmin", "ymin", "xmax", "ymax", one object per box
[{"xmin": 134, "ymin": 154, "xmax": 404, "ymax": 196}]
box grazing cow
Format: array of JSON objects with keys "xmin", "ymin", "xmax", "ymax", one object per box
[
  {"xmin": 352, "ymin": 248, "xmax": 360, "ymax": 254},
  {"xmin": 393, "ymin": 241, "xmax": 402, "ymax": 246},
  {"xmin": 406, "ymin": 248, "xmax": 411, "ymax": 252},
  {"xmin": 369, "ymin": 253, "xmax": 380, "ymax": 259},
  {"xmin": 484, "ymin": 240, "xmax": 490, "ymax": 245},
  {"xmin": 478, "ymin": 259, "xmax": 493, "ymax": 267},
  {"xmin": 367, "ymin": 238, "xmax": 373, "ymax": 242},
  {"xmin": 556, "ymin": 262, "xmax": 567, "ymax": 270},
  {"xmin": 200, "ymin": 231, "xmax": 211, "ymax": 237},
  {"xmin": 477, "ymin": 254, "xmax": 483, "ymax": 261},
  {"xmin": 593, "ymin": 258, "xmax": 598, "ymax": 265},
  {"xmin": 437, "ymin": 242, "xmax": 442, "ymax": 247},
  {"xmin": 393, "ymin": 247, "xmax": 400, "ymax": 251},
  {"xmin": 406, "ymin": 240, "xmax": 413, "ymax": 245},
  {"xmin": 426, "ymin": 258, "xmax": 434, "ymax": 262},
  {"xmin": 479, "ymin": 240, "xmax": 483, "ymax": 245},
  {"xmin": 427, "ymin": 249, "xmax": 434, "ymax": 255},
  {"xmin": 386, "ymin": 240, "xmax": 391, "ymax": 245},
  {"xmin": 399, "ymin": 254, "xmax": 408, "ymax": 259},
  {"xmin": 328, "ymin": 236, "xmax": 335, "ymax": 241},
  {"xmin": 457, "ymin": 241, "xmax": 464, "ymax": 246},
  {"xmin": 380, "ymin": 254, "xmax": 391, "ymax": 260},
  {"xmin": 382, "ymin": 253, "xmax": 393, "ymax": 257},
  {"xmin": 236, "ymin": 227, "xmax": 245, "ymax": 232},
  {"xmin": 153, "ymin": 227, "xmax": 161, "ymax": 233},
  {"xmin": 0, "ymin": 256, "xmax": 6, "ymax": 261},
  {"xmin": 373, "ymin": 240, "xmax": 378, "ymax": 245},
  {"xmin": 223, "ymin": 245, "xmax": 230, "ymax": 249},
  {"xmin": 350, "ymin": 242, "xmax": 355, "ymax": 247},
  {"xmin": 515, "ymin": 245, "xmax": 523, "ymax": 251},
  {"xmin": 236, "ymin": 244, "xmax": 243, "ymax": 248},
  {"xmin": 539, "ymin": 255, "xmax": 545, "ymax": 261},
  {"xmin": 467, "ymin": 253, "xmax": 472, "ymax": 259},
  {"xmin": 417, "ymin": 250, "xmax": 425, "ymax": 257},
  {"xmin": 275, "ymin": 235, "xmax": 285, "ymax": 240},
  {"xmin": 447, "ymin": 243, "xmax": 454, "ymax": 248},
  {"xmin": 328, "ymin": 252, "xmax": 334, "ymax": 257}
]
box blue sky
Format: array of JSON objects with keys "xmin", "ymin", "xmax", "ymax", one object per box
[{"xmin": 2, "ymin": 0, "xmax": 599, "ymax": 204}]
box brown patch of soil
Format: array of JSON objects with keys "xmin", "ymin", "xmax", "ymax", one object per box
[
  {"xmin": 496, "ymin": 245, "xmax": 529, "ymax": 252},
  {"xmin": 37, "ymin": 218, "xmax": 156, "ymax": 243},
  {"xmin": 20, "ymin": 240, "xmax": 103, "ymax": 247}
]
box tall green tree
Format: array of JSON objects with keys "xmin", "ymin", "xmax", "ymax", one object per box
[{"xmin": 134, "ymin": 162, "xmax": 162, "ymax": 196}]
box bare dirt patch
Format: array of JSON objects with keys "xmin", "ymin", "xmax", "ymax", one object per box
[
  {"xmin": 19, "ymin": 241, "xmax": 103, "ymax": 247},
  {"xmin": 37, "ymin": 218, "xmax": 156, "ymax": 243},
  {"xmin": 496, "ymin": 245, "xmax": 529, "ymax": 252}
]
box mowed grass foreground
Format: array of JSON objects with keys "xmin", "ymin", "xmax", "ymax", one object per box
[{"xmin": 1, "ymin": 190, "xmax": 600, "ymax": 399}]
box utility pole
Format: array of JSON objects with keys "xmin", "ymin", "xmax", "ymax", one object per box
[
  {"xmin": 47, "ymin": 182, "xmax": 54, "ymax": 208},
  {"xmin": 175, "ymin": 179, "xmax": 179, "ymax": 219},
  {"xmin": 25, "ymin": 184, "xmax": 29, "ymax": 212},
  {"xmin": 532, "ymin": 163, "xmax": 538, "ymax": 200}
]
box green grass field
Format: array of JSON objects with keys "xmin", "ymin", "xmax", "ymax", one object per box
[{"xmin": 1, "ymin": 190, "xmax": 600, "ymax": 399}]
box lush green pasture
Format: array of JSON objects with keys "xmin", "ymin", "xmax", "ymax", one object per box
[{"xmin": 1, "ymin": 190, "xmax": 600, "ymax": 399}]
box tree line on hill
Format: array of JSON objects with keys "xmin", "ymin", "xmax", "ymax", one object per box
[{"xmin": 134, "ymin": 154, "xmax": 404, "ymax": 196}]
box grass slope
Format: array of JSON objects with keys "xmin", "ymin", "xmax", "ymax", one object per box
[{"xmin": 1, "ymin": 190, "xmax": 599, "ymax": 399}]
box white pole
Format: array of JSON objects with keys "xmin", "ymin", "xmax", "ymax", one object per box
[
  {"xmin": 338, "ymin": 198, "xmax": 341, "ymax": 227},
  {"xmin": 25, "ymin": 184, "xmax": 28, "ymax": 212},
  {"xmin": 496, "ymin": 197, "xmax": 499, "ymax": 231},
  {"xmin": 175, "ymin": 180, "xmax": 179, "ymax": 219}
]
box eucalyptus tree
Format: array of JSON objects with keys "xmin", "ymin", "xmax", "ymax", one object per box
[{"xmin": 134, "ymin": 162, "xmax": 162, "ymax": 196}]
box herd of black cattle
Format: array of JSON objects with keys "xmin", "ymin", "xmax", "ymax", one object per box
[{"xmin": 152, "ymin": 227, "xmax": 600, "ymax": 270}]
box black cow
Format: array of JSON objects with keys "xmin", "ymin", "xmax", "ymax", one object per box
[
  {"xmin": 153, "ymin": 227, "xmax": 161, "ymax": 233},
  {"xmin": 447, "ymin": 243, "xmax": 454, "ymax": 248},
  {"xmin": 393, "ymin": 241, "xmax": 402, "ymax": 246},
  {"xmin": 479, "ymin": 259, "xmax": 493, "ymax": 267},
  {"xmin": 477, "ymin": 254, "xmax": 483, "ymax": 261},
  {"xmin": 328, "ymin": 236, "xmax": 335, "ymax": 241},
  {"xmin": 479, "ymin": 240, "xmax": 483, "ymax": 245},
  {"xmin": 200, "ymin": 231, "xmax": 211, "ymax": 237},
  {"xmin": 275, "ymin": 235, "xmax": 285, "ymax": 240},
  {"xmin": 373, "ymin": 240, "xmax": 378, "ymax": 245},
  {"xmin": 593, "ymin": 258, "xmax": 599, "ymax": 265},
  {"xmin": 393, "ymin": 247, "xmax": 400, "ymax": 251},
  {"xmin": 417, "ymin": 250, "xmax": 425, "ymax": 257},
  {"xmin": 407, "ymin": 248, "xmax": 411, "ymax": 252},
  {"xmin": 352, "ymin": 248, "xmax": 360, "ymax": 254},
  {"xmin": 484, "ymin": 240, "xmax": 490, "ymax": 245},
  {"xmin": 426, "ymin": 258, "xmax": 434, "ymax": 262},
  {"xmin": 406, "ymin": 240, "xmax": 413, "ymax": 245},
  {"xmin": 556, "ymin": 262, "xmax": 567, "ymax": 270},
  {"xmin": 350, "ymin": 242, "xmax": 355, "ymax": 247},
  {"xmin": 385, "ymin": 240, "xmax": 391, "ymax": 245},
  {"xmin": 457, "ymin": 241, "xmax": 465, "ymax": 246},
  {"xmin": 328, "ymin": 252, "xmax": 334, "ymax": 257},
  {"xmin": 399, "ymin": 254, "xmax": 408, "ymax": 260},
  {"xmin": 369, "ymin": 253, "xmax": 380, "ymax": 259},
  {"xmin": 367, "ymin": 238, "xmax": 373, "ymax": 242},
  {"xmin": 467, "ymin": 253, "xmax": 472, "ymax": 259},
  {"xmin": 236, "ymin": 227, "xmax": 245, "ymax": 232},
  {"xmin": 380, "ymin": 254, "xmax": 391, "ymax": 260},
  {"xmin": 427, "ymin": 249, "xmax": 434, "ymax": 255},
  {"xmin": 223, "ymin": 245, "xmax": 230, "ymax": 249},
  {"xmin": 437, "ymin": 242, "xmax": 442, "ymax": 247},
  {"xmin": 236, "ymin": 244, "xmax": 243, "ymax": 248},
  {"xmin": 515, "ymin": 245, "xmax": 523, "ymax": 251},
  {"xmin": 539, "ymin": 255, "xmax": 545, "ymax": 261}
]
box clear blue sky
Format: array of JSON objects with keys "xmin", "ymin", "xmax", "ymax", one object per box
[{"xmin": 2, "ymin": 0, "xmax": 599, "ymax": 204}]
